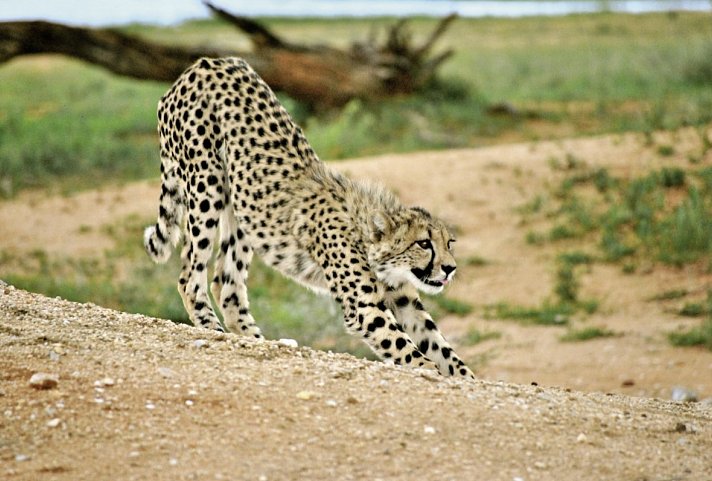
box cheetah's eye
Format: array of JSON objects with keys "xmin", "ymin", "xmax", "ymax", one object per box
[{"xmin": 416, "ymin": 240, "xmax": 432, "ymax": 250}]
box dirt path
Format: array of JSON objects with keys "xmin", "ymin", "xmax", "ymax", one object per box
[{"xmin": 1, "ymin": 283, "xmax": 711, "ymax": 480}]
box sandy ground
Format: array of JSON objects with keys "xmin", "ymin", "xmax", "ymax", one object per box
[
  {"xmin": 2, "ymin": 131, "xmax": 712, "ymax": 479},
  {"xmin": 1, "ymin": 283, "xmax": 711, "ymax": 481}
]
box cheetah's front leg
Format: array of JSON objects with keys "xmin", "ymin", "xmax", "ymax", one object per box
[
  {"xmin": 386, "ymin": 285, "xmax": 475, "ymax": 379},
  {"xmin": 343, "ymin": 297, "xmax": 435, "ymax": 371},
  {"xmin": 330, "ymin": 273, "xmax": 436, "ymax": 372}
]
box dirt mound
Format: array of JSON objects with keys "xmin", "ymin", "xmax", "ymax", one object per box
[{"xmin": 1, "ymin": 283, "xmax": 710, "ymax": 480}]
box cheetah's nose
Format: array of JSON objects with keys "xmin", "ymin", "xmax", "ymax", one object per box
[{"xmin": 442, "ymin": 265, "xmax": 456, "ymax": 278}]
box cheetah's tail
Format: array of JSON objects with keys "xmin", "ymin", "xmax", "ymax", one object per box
[{"xmin": 144, "ymin": 166, "xmax": 184, "ymax": 264}]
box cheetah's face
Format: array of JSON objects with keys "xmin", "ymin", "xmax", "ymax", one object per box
[{"xmin": 368, "ymin": 207, "xmax": 456, "ymax": 295}]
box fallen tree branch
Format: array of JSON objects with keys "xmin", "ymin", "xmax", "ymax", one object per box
[{"xmin": 0, "ymin": 7, "xmax": 458, "ymax": 109}]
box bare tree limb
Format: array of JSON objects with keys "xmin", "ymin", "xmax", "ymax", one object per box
[
  {"xmin": 202, "ymin": 1, "xmax": 292, "ymax": 50},
  {"xmin": 414, "ymin": 13, "xmax": 458, "ymax": 59},
  {"xmin": 0, "ymin": 21, "xmax": 232, "ymax": 81},
  {"xmin": 0, "ymin": 8, "xmax": 458, "ymax": 109}
]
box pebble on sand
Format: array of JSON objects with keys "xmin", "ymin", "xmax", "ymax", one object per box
[{"xmin": 29, "ymin": 372, "xmax": 59, "ymax": 390}]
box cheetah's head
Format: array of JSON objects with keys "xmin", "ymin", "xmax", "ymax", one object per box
[{"xmin": 367, "ymin": 207, "xmax": 456, "ymax": 295}]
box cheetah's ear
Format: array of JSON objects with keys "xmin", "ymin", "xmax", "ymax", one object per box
[{"xmin": 368, "ymin": 211, "xmax": 394, "ymax": 242}]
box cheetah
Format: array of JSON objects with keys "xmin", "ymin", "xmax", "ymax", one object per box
[{"xmin": 144, "ymin": 57, "xmax": 474, "ymax": 379}]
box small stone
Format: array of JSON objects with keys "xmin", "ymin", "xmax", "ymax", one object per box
[
  {"xmin": 296, "ymin": 391, "xmax": 318, "ymax": 400},
  {"xmin": 419, "ymin": 370, "xmax": 441, "ymax": 382},
  {"xmin": 185, "ymin": 400, "xmax": 194, "ymax": 406},
  {"xmin": 49, "ymin": 351, "xmax": 61, "ymax": 362},
  {"xmin": 576, "ymin": 433, "xmax": 588, "ymax": 443},
  {"xmin": 29, "ymin": 373, "xmax": 58, "ymax": 390},
  {"xmin": 46, "ymin": 418, "xmax": 61, "ymax": 428},
  {"xmin": 157, "ymin": 367, "xmax": 175, "ymax": 378},
  {"xmin": 145, "ymin": 402, "xmax": 156, "ymax": 410},
  {"xmin": 169, "ymin": 458, "xmax": 178, "ymax": 466},
  {"xmin": 278, "ymin": 338, "xmax": 298, "ymax": 348},
  {"xmin": 671, "ymin": 387, "xmax": 698, "ymax": 403},
  {"xmin": 15, "ymin": 454, "xmax": 30, "ymax": 462},
  {"xmin": 534, "ymin": 461, "xmax": 547, "ymax": 469},
  {"xmin": 96, "ymin": 377, "xmax": 115, "ymax": 387},
  {"xmin": 193, "ymin": 339, "xmax": 208, "ymax": 349},
  {"xmin": 325, "ymin": 399, "xmax": 338, "ymax": 407},
  {"xmin": 621, "ymin": 379, "xmax": 635, "ymax": 387},
  {"xmin": 346, "ymin": 396, "xmax": 359, "ymax": 404},
  {"xmin": 423, "ymin": 425, "xmax": 436, "ymax": 434}
]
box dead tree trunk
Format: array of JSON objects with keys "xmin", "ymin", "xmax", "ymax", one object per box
[{"xmin": 0, "ymin": 3, "xmax": 456, "ymax": 109}]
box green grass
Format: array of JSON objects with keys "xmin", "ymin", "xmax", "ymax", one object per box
[
  {"xmin": 485, "ymin": 302, "xmax": 573, "ymax": 326},
  {"xmin": 3, "ymin": 13, "xmax": 712, "ymax": 196},
  {"xmin": 647, "ymin": 289, "xmax": 689, "ymax": 302},
  {"xmin": 463, "ymin": 328, "xmax": 501, "ymax": 346},
  {"xmin": 679, "ymin": 302, "xmax": 707, "ymax": 317},
  {"xmin": 666, "ymin": 290, "xmax": 712, "ymax": 351},
  {"xmin": 485, "ymin": 251, "xmax": 599, "ymax": 326},
  {"xmin": 560, "ymin": 326, "xmax": 617, "ymax": 342},
  {"xmin": 668, "ymin": 319, "xmax": 712, "ymax": 350},
  {"xmin": 525, "ymin": 162, "xmax": 712, "ymax": 268},
  {"xmin": 0, "ymin": 59, "xmax": 166, "ymax": 197},
  {"xmin": 429, "ymin": 296, "xmax": 474, "ymax": 317}
]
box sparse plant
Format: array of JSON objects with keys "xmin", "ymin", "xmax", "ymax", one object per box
[
  {"xmin": 487, "ymin": 251, "xmax": 599, "ymax": 326},
  {"xmin": 679, "ymin": 302, "xmax": 705, "ymax": 317},
  {"xmin": 557, "ymin": 251, "xmax": 595, "ymax": 265},
  {"xmin": 430, "ymin": 296, "xmax": 474, "ymax": 317},
  {"xmin": 555, "ymin": 261, "xmax": 579, "ymax": 304},
  {"xmin": 463, "ymin": 328, "xmax": 501, "ymax": 345},
  {"xmin": 659, "ymin": 166, "xmax": 685, "ymax": 187},
  {"xmin": 657, "ymin": 145, "xmax": 675, "ymax": 157},
  {"xmin": 486, "ymin": 302, "xmax": 572, "ymax": 326},
  {"xmin": 517, "ymin": 195, "xmax": 545, "ymax": 216},
  {"xmin": 668, "ymin": 319, "xmax": 712, "ymax": 350},
  {"xmin": 647, "ymin": 289, "xmax": 689, "ymax": 301},
  {"xmin": 463, "ymin": 255, "xmax": 489, "ymax": 266},
  {"xmin": 560, "ymin": 326, "xmax": 616, "ymax": 342},
  {"xmin": 526, "ymin": 163, "xmax": 712, "ymax": 268}
]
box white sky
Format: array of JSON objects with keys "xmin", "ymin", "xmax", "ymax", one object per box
[{"xmin": 1, "ymin": 0, "xmax": 709, "ymax": 27}]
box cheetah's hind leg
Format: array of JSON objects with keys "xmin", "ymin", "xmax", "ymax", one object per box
[
  {"xmin": 211, "ymin": 208, "xmax": 263, "ymax": 339},
  {"xmin": 178, "ymin": 168, "xmax": 225, "ymax": 331}
]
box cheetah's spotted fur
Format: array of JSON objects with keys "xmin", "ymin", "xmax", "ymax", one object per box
[{"xmin": 144, "ymin": 57, "xmax": 474, "ymax": 378}]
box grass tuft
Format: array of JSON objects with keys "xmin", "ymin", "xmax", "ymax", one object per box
[
  {"xmin": 668, "ymin": 319, "xmax": 712, "ymax": 350},
  {"xmin": 429, "ymin": 296, "xmax": 474, "ymax": 317},
  {"xmin": 560, "ymin": 326, "xmax": 617, "ymax": 342},
  {"xmin": 486, "ymin": 302, "xmax": 572, "ymax": 326},
  {"xmin": 463, "ymin": 328, "xmax": 501, "ymax": 345}
]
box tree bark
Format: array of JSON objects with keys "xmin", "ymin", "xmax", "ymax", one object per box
[{"xmin": 0, "ymin": 4, "xmax": 457, "ymax": 109}]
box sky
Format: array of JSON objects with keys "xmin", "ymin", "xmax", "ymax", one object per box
[{"xmin": 1, "ymin": 0, "xmax": 710, "ymax": 27}]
